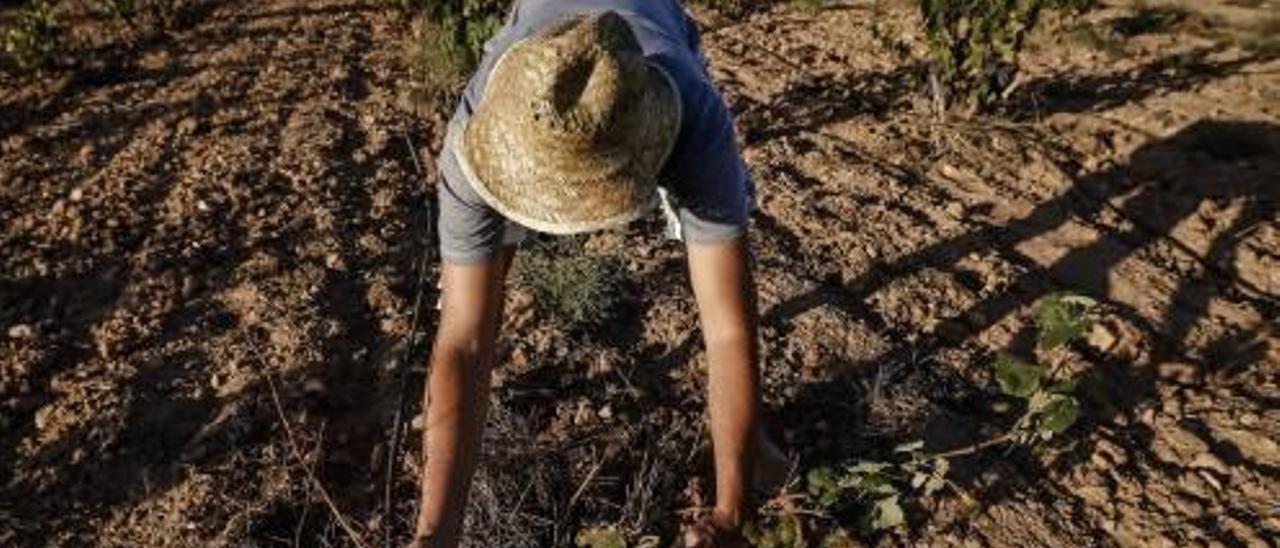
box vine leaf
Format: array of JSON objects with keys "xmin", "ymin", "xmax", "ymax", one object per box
[
  {"xmin": 1033, "ymin": 292, "xmax": 1095, "ymax": 350},
  {"xmin": 995, "ymin": 353, "xmax": 1043, "ymax": 398},
  {"xmin": 1037, "ymin": 394, "xmax": 1081, "ymax": 434},
  {"xmin": 865, "ymin": 495, "xmax": 906, "ymax": 531}
]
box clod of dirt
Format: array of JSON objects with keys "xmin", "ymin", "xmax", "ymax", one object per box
[{"xmin": 6, "ymin": 324, "xmax": 36, "ymax": 340}]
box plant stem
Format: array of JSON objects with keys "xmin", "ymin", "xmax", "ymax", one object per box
[{"xmin": 928, "ymin": 431, "xmax": 1018, "ymax": 460}]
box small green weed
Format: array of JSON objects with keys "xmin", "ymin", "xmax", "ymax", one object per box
[
  {"xmin": 576, "ymin": 525, "xmax": 626, "ymax": 548},
  {"xmin": 399, "ymin": 0, "xmax": 508, "ymax": 106},
  {"xmin": 405, "ymin": 16, "xmax": 469, "ymax": 102},
  {"xmin": 3, "ymin": 0, "xmax": 59, "ymax": 70},
  {"xmin": 574, "ymin": 524, "xmax": 660, "ymax": 548},
  {"xmin": 517, "ymin": 237, "xmax": 629, "ymax": 331}
]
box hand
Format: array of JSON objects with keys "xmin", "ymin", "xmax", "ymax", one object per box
[
  {"xmin": 675, "ymin": 510, "xmax": 748, "ymax": 548},
  {"xmin": 404, "ymin": 532, "xmax": 435, "ymax": 548}
]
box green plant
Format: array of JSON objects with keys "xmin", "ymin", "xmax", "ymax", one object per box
[
  {"xmin": 793, "ymin": 292, "xmax": 1095, "ymax": 537},
  {"xmin": 918, "ymin": 0, "xmax": 1045, "ymax": 114},
  {"xmin": 988, "ymin": 292, "xmax": 1094, "ymax": 442},
  {"xmin": 424, "ymin": 0, "xmax": 509, "ymax": 69},
  {"xmin": 517, "ymin": 237, "xmax": 629, "ymax": 330},
  {"xmin": 401, "ymin": 0, "xmax": 509, "ymax": 103},
  {"xmin": 576, "ymin": 525, "xmax": 626, "ymax": 548},
  {"xmin": 805, "ymin": 441, "xmax": 950, "ymax": 534},
  {"xmin": 574, "ymin": 525, "xmax": 660, "ymax": 548},
  {"xmin": 3, "ymin": 0, "xmax": 59, "ymax": 70},
  {"xmin": 406, "ymin": 16, "xmax": 468, "ymax": 101},
  {"xmin": 916, "ymin": 0, "xmax": 1095, "ymax": 114}
]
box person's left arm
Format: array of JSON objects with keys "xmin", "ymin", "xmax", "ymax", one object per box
[{"xmin": 687, "ymin": 237, "xmax": 762, "ymax": 527}]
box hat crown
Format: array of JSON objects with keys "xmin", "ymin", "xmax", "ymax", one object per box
[
  {"xmin": 524, "ymin": 12, "xmax": 647, "ymax": 142},
  {"xmin": 457, "ymin": 10, "xmax": 682, "ymax": 235}
]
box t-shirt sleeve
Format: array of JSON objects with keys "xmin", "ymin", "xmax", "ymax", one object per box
[
  {"xmin": 436, "ymin": 104, "xmax": 507, "ymax": 263},
  {"xmin": 660, "ymin": 77, "xmax": 754, "ymax": 243}
]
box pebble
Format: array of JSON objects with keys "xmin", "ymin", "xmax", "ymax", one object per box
[
  {"xmin": 1157, "ymin": 361, "xmax": 1198, "ymax": 385},
  {"xmin": 1238, "ymin": 413, "xmax": 1259, "ymax": 427},
  {"xmin": 597, "ymin": 404, "xmax": 613, "ymax": 420},
  {"xmin": 33, "ymin": 405, "xmax": 53, "ymax": 431},
  {"xmin": 7, "ymin": 324, "xmax": 35, "ymax": 340},
  {"xmin": 302, "ymin": 378, "xmax": 327, "ymax": 395},
  {"xmin": 1190, "ymin": 452, "xmax": 1228, "ymax": 475},
  {"xmin": 1088, "ymin": 322, "xmax": 1118, "ymax": 352},
  {"xmin": 176, "ymin": 117, "xmax": 200, "ymax": 135},
  {"xmin": 69, "ymin": 188, "xmax": 84, "ymax": 202}
]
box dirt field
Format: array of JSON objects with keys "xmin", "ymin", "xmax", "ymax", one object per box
[{"xmin": 1, "ymin": 0, "xmax": 1277, "ymax": 546}]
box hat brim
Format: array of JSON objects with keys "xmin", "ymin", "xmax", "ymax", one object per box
[{"xmin": 455, "ymin": 56, "xmax": 682, "ymax": 235}]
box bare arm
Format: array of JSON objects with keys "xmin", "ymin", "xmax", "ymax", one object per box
[
  {"xmin": 687, "ymin": 237, "xmax": 762, "ymax": 527},
  {"xmin": 415, "ymin": 249, "xmax": 514, "ymax": 547}
]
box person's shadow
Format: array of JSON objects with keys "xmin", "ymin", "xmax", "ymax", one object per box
[{"xmin": 769, "ymin": 119, "xmax": 1277, "ymax": 532}]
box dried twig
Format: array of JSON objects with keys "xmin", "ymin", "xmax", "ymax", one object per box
[
  {"xmin": 293, "ymin": 423, "xmax": 326, "ymax": 548},
  {"xmin": 928, "ymin": 430, "xmax": 1017, "ymax": 460},
  {"xmin": 383, "ymin": 130, "xmax": 437, "ymax": 548},
  {"xmin": 265, "ymin": 373, "xmax": 371, "ymax": 548},
  {"xmin": 566, "ymin": 457, "xmax": 606, "ymax": 512}
]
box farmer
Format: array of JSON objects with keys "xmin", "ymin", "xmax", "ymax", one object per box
[{"xmin": 413, "ymin": 1, "xmax": 785, "ymax": 546}]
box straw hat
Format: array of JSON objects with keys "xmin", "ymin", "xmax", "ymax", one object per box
[{"xmin": 453, "ymin": 11, "xmax": 682, "ymax": 234}]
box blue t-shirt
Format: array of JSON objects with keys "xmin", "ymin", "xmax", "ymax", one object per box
[{"xmin": 437, "ymin": 0, "xmax": 752, "ymax": 262}]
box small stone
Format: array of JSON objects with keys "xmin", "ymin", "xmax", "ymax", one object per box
[
  {"xmin": 324, "ymin": 253, "xmax": 345, "ymax": 271},
  {"xmin": 1088, "ymin": 322, "xmax": 1118, "ymax": 352},
  {"xmin": 7, "ymin": 324, "xmax": 35, "ymax": 340},
  {"xmin": 945, "ymin": 201, "xmax": 965, "ymax": 218},
  {"xmin": 77, "ymin": 144, "xmax": 96, "ymax": 165},
  {"xmin": 33, "ymin": 405, "xmax": 53, "ymax": 431},
  {"xmin": 410, "ymin": 413, "xmax": 425, "ymax": 431},
  {"xmin": 196, "ymin": 200, "xmax": 211, "ymax": 212},
  {"xmin": 1238, "ymin": 413, "xmax": 1259, "ymax": 427},
  {"xmin": 1139, "ymin": 407, "xmax": 1156, "ymax": 425},
  {"xmin": 1197, "ymin": 469, "xmax": 1223, "ymax": 492},
  {"xmin": 68, "ymin": 188, "xmax": 84, "ymax": 202},
  {"xmin": 1190, "ymin": 452, "xmax": 1228, "ymax": 475},
  {"xmin": 303, "ymin": 378, "xmax": 327, "ymax": 395},
  {"xmin": 177, "ymin": 117, "xmax": 200, "ymax": 135},
  {"xmin": 573, "ymin": 400, "xmax": 593, "ymax": 426},
  {"xmin": 1157, "ymin": 362, "xmax": 1198, "ymax": 385},
  {"xmin": 597, "ymin": 404, "xmax": 613, "ymax": 420}
]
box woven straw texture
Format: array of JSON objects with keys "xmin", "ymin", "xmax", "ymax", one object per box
[{"xmin": 456, "ymin": 11, "xmax": 682, "ymax": 234}]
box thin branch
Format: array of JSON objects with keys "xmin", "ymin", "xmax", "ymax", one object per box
[
  {"xmin": 266, "ymin": 373, "xmax": 372, "ymax": 548},
  {"xmin": 566, "ymin": 457, "xmax": 606, "ymax": 512},
  {"xmin": 928, "ymin": 430, "xmax": 1018, "ymax": 460}
]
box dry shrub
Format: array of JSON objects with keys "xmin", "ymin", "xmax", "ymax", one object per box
[{"xmin": 516, "ymin": 237, "xmax": 629, "ymax": 332}]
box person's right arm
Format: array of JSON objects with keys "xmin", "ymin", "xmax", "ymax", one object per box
[{"xmin": 414, "ymin": 250, "xmax": 514, "ymax": 547}]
